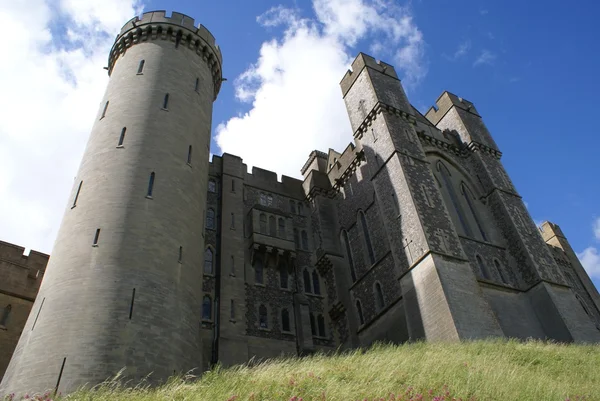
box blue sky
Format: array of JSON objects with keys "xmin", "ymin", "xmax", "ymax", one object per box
[{"xmin": 0, "ymin": 0, "xmax": 599, "ymax": 289}]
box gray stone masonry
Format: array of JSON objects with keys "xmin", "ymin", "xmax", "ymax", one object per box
[{"xmin": 2, "ymin": 24, "xmax": 600, "ymax": 397}]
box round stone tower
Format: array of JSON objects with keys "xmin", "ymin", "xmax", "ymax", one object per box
[{"xmin": 0, "ymin": 11, "xmax": 222, "ymax": 396}]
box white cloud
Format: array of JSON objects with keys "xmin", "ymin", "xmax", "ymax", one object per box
[
  {"xmin": 0, "ymin": 0, "xmax": 142, "ymax": 254},
  {"xmin": 216, "ymin": 0, "xmax": 427, "ymax": 180},
  {"xmin": 473, "ymin": 49, "xmax": 496, "ymax": 67},
  {"xmin": 578, "ymin": 247, "xmax": 600, "ymax": 279},
  {"xmin": 444, "ymin": 40, "xmax": 470, "ymax": 61},
  {"xmin": 576, "ymin": 217, "xmax": 600, "ymax": 279},
  {"xmin": 593, "ymin": 217, "xmax": 600, "ymax": 241}
]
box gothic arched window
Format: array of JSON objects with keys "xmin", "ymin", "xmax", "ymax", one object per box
[
  {"xmin": 301, "ymin": 230, "xmax": 308, "ymax": 250},
  {"xmin": 476, "ymin": 255, "xmax": 489, "ymax": 280},
  {"xmin": 255, "ymin": 257, "xmax": 264, "ymax": 284},
  {"xmin": 280, "ymin": 262, "xmax": 288, "ymax": 289},
  {"xmin": 493, "ymin": 259, "xmax": 508, "ymax": 284},
  {"xmin": 0, "ymin": 304, "xmax": 12, "ymax": 327},
  {"xmin": 289, "ymin": 200, "xmax": 296, "ymax": 214},
  {"xmin": 278, "ymin": 218, "xmax": 286, "ymax": 238},
  {"xmin": 312, "ymin": 271, "xmax": 321, "ymax": 295},
  {"xmin": 341, "ymin": 230, "xmax": 357, "ymax": 282},
  {"xmin": 259, "ymin": 304, "xmax": 268, "ymax": 328},
  {"xmin": 206, "ymin": 208, "xmax": 215, "ymax": 229},
  {"xmin": 356, "ymin": 300, "xmax": 364, "ymax": 325},
  {"xmin": 294, "ymin": 228, "xmax": 300, "ymax": 248},
  {"xmin": 259, "ymin": 213, "xmax": 267, "ymax": 234},
  {"xmin": 208, "ymin": 179, "xmax": 216, "ymax": 193},
  {"xmin": 437, "ymin": 162, "xmax": 472, "ymax": 237},
  {"xmin": 204, "ymin": 248, "xmax": 214, "ymax": 274},
  {"xmin": 359, "ymin": 211, "xmax": 375, "ymax": 265},
  {"xmin": 309, "ymin": 312, "xmax": 316, "ymax": 335},
  {"xmin": 375, "ymin": 282, "xmax": 384, "ymax": 312},
  {"xmin": 317, "ymin": 314, "xmax": 326, "ymax": 337},
  {"xmin": 202, "ymin": 296, "xmax": 212, "ymax": 320},
  {"xmin": 298, "ymin": 203, "xmax": 304, "ymax": 215},
  {"xmin": 281, "ymin": 308, "xmax": 291, "ymax": 332},
  {"xmin": 461, "ymin": 183, "xmax": 488, "ymax": 241},
  {"xmin": 269, "ymin": 216, "xmax": 276, "ymax": 236},
  {"xmin": 303, "ymin": 269, "xmax": 311, "ymax": 293}
]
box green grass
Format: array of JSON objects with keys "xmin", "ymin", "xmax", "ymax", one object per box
[{"xmin": 16, "ymin": 339, "xmax": 600, "ymax": 401}]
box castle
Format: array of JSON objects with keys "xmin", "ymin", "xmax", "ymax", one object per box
[{"xmin": 1, "ymin": 10, "xmax": 600, "ymax": 397}]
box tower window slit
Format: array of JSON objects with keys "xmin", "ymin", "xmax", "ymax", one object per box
[
  {"xmin": 31, "ymin": 298, "xmax": 45, "ymax": 331},
  {"xmin": 147, "ymin": 172, "xmax": 155, "ymax": 197},
  {"xmin": 187, "ymin": 145, "xmax": 192, "ymax": 164},
  {"xmin": 72, "ymin": 180, "xmax": 83, "ymax": 208},
  {"xmin": 100, "ymin": 101, "xmax": 109, "ymax": 119},
  {"xmin": 137, "ymin": 60, "xmax": 145, "ymax": 74},
  {"xmin": 194, "ymin": 78, "xmax": 200, "ymax": 92},
  {"xmin": 230, "ymin": 300, "xmax": 235, "ymax": 320},
  {"xmin": 93, "ymin": 228, "xmax": 101, "ymax": 246},
  {"xmin": 117, "ymin": 127, "xmax": 126, "ymax": 146},
  {"xmin": 129, "ymin": 288, "xmax": 136, "ymax": 319},
  {"xmin": 162, "ymin": 93, "xmax": 169, "ymax": 110},
  {"xmin": 178, "ymin": 246, "xmax": 183, "ymax": 263}
]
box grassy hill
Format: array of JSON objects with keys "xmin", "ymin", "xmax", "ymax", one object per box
[{"xmin": 12, "ymin": 339, "xmax": 600, "ymax": 401}]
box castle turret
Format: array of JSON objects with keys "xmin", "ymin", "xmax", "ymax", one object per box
[{"xmin": 0, "ymin": 11, "xmax": 222, "ymax": 396}]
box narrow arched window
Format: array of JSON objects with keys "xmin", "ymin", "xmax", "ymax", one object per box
[
  {"xmin": 356, "ymin": 300, "xmax": 364, "ymax": 325},
  {"xmin": 202, "ymin": 296, "xmax": 212, "ymax": 320},
  {"xmin": 162, "ymin": 93, "xmax": 170, "ymax": 109},
  {"xmin": 576, "ymin": 295, "xmax": 591, "ymax": 316},
  {"xmin": 278, "ymin": 218, "xmax": 286, "ymax": 238},
  {"xmin": 301, "ymin": 230, "xmax": 308, "ymax": 250},
  {"xmin": 293, "ymin": 229, "xmax": 300, "ymax": 248},
  {"xmin": 317, "ymin": 314, "xmax": 325, "ymax": 337},
  {"xmin": 494, "ymin": 259, "xmax": 507, "ymax": 284},
  {"xmin": 147, "ymin": 172, "xmax": 155, "ymax": 197},
  {"xmin": 206, "ymin": 209, "xmax": 215, "ymax": 229},
  {"xmin": 231, "ymin": 179, "xmax": 235, "ymax": 192},
  {"xmin": 118, "ymin": 127, "xmax": 126, "ymax": 146},
  {"xmin": 281, "ymin": 308, "xmax": 290, "ymax": 332},
  {"xmin": 259, "ymin": 304, "xmax": 268, "ymax": 328},
  {"xmin": 312, "ymin": 271, "xmax": 321, "ymax": 295},
  {"xmin": 137, "ymin": 59, "xmax": 145, "ymax": 74},
  {"xmin": 194, "ymin": 77, "xmax": 199, "ymax": 92},
  {"xmin": 303, "ymin": 269, "xmax": 311, "ymax": 293},
  {"xmin": 0, "ymin": 304, "xmax": 12, "ymax": 327},
  {"xmin": 259, "ymin": 213, "xmax": 267, "ymax": 234},
  {"xmin": 280, "ymin": 263, "xmax": 288, "ymax": 289},
  {"xmin": 298, "ymin": 203, "xmax": 304, "ymax": 215},
  {"xmin": 187, "ymin": 145, "xmax": 192, "ymax": 164},
  {"xmin": 204, "ymin": 248, "xmax": 214, "ymax": 274},
  {"xmin": 208, "ymin": 179, "xmax": 216, "ymax": 193},
  {"xmin": 462, "ymin": 183, "xmax": 488, "ymax": 241},
  {"xmin": 476, "ymin": 255, "xmax": 489, "ymax": 280},
  {"xmin": 341, "ymin": 230, "xmax": 357, "ymax": 282},
  {"xmin": 269, "ymin": 216, "xmax": 276, "ymax": 236},
  {"xmin": 438, "ymin": 162, "xmax": 472, "ymax": 237},
  {"xmin": 100, "ymin": 101, "xmax": 109, "ymax": 119},
  {"xmin": 72, "ymin": 180, "xmax": 83, "ymax": 207},
  {"xmin": 359, "ymin": 211, "xmax": 375, "ymax": 265},
  {"xmin": 309, "ymin": 312, "xmax": 316, "ymax": 335},
  {"xmin": 375, "ymin": 282, "xmax": 384, "ymax": 311},
  {"xmin": 255, "ymin": 258, "xmax": 264, "ymax": 284},
  {"xmin": 289, "ymin": 200, "xmax": 296, "ymax": 214}
]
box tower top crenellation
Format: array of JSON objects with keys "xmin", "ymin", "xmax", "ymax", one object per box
[
  {"xmin": 340, "ymin": 53, "xmax": 398, "ymax": 97},
  {"xmin": 108, "ymin": 10, "xmax": 223, "ymax": 98}
]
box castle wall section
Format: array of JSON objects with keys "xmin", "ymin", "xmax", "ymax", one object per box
[{"xmin": 0, "ymin": 242, "xmax": 48, "ymax": 381}]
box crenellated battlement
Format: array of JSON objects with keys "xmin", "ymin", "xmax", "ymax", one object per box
[
  {"xmin": 108, "ymin": 10, "xmax": 223, "ymax": 99},
  {"xmin": 425, "ymin": 91, "xmax": 481, "ymax": 126},
  {"xmin": 340, "ymin": 53, "xmax": 398, "ymax": 97}
]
